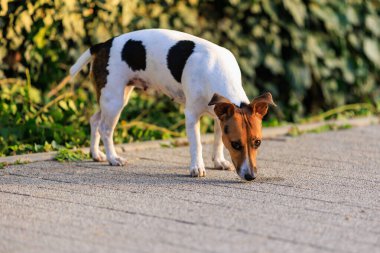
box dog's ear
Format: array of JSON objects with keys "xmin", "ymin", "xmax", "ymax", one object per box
[
  {"xmin": 250, "ymin": 92, "xmax": 276, "ymax": 119},
  {"xmin": 208, "ymin": 93, "xmax": 235, "ymax": 121}
]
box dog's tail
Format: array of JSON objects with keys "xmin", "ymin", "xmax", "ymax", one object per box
[{"xmin": 69, "ymin": 49, "xmax": 92, "ymax": 79}]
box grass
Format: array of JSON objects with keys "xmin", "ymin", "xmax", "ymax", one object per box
[
  {"xmin": 0, "ymin": 159, "xmax": 31, "ymax": 169},
  {"xmin": 300, "ymin": 102, "xmax": 379, "ymax": 123},
  {"xmin": 54, "ymin": 149, "xmax": 90, "ymax": 162},
  {"xmin": 287, "ymin": 123, "xmax": 353, "ymax": 137}
]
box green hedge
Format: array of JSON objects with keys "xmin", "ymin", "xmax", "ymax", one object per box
[{"xmin": 1, "ymin": 0, "xmax": 379, "ymax": 120}]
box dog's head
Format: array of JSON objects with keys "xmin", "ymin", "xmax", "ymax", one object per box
[{"xmin": 209, "ymin": 92, "xmax": 276, "ymax": 181}]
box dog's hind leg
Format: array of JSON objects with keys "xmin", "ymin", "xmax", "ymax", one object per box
[
  {"xmin": 98, "ymin": 85, "xmax": 133, "ymax": 166},
  {"xmin": 90, "ymin": 111, "xmax": 106, "ymax": 162},
  {"xmin": 212, "ymin": 119, "xmax": 233, "ymax": 170}
]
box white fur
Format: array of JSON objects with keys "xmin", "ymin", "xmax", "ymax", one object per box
[
  {"xmin": 239, "ymin": 158, "xmax": 253, "ymax": 180},
  {"xmin": 70, "ymin": 49, "xmax": 91, "ymax": 78},
  {"xmin": 71, "ymin": 29, "xmax": 250, "ymax": 176}
]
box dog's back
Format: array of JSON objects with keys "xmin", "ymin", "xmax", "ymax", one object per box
[{"xmin": 72, "ymin": 29, "xmax": 246, "ymax": 106}]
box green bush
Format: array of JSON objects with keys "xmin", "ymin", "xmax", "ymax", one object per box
[
  {"xmin": 0, "ymin": 0, "xmax": 379, "ymax": 155},
  {"xmin": 1, "ymin": 0, "xmax": 379, "ymax": 119}
]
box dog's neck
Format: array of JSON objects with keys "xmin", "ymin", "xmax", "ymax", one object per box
[{"xmin": 220, "ymin": 90, "xmax": 250, "ymax": 108}]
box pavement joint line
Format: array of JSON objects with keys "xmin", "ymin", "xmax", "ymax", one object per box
[
  {"xmin": 3, "ymin": 176, "xmax": 380, "ymax": 237},
  {"xmin": 5, "ymin": 166, "xmax": 379, "ymax": 210},
  {"xmin": 5, "ymin": 201, "xmax": 143, "ymax": 230},
  {"xmin": 2, "ymin": 186, "xmax": 376, "ymax": 236},
  {"xmin": 2, "ymin": 187, "xmax": 360, "ymax": 230},
  {"xmin": 6, "ymin": 170, "xmax": 375, "ymax": 212},
  {"xmin": 49, "ymin": 191, "xmax": 341, "ymax": 253},
  {"xmin": 1, "ymin": 116, "xmax": 378, "ymax": 164},
  {"xmin": 2, "ymin": 188, "xmax": 266, "ymax": 241},
  {"xmin": 3, "ymin": 171, "xmax": 366, "ymax": 215},
  {"xmin": 0, "ymin": 223, "xmax": 120, "ymax": 250}
]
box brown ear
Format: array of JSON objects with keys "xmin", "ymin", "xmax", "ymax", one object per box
[
  {"xmin": 250, "ymin": 92, "xmax": 276, "ymax": 119},
  {"xmin": 208, "ymin": 93, "xmax": 235, "ymax": 121}
]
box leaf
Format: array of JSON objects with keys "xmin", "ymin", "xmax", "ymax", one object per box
[
  {"xmin": 346, "ymin": 6, "xmax": 359, "ymax": 26},
  {"xmin": 58, "ymin": 100, "xmax": 69, "ymax": 111},
  {"xmin": 261, "ymin": 0, "xmax": 279, "ymax": 22},
  {"xmin": 283, "ymin": 0, "xmax": 306, "ymax": 27},
  {"xmin": 265, "ymin": 54, "xmax": 284, "ymax": 74},
  {"xmin": 348, "ymin": 33, "xmax": 360, "ymax": 49},
  {"xmin": 363, "ymin": 38, "xmax": 380, "ymax": 67},
  {"xmin": 0, "ymin": 0, "xmax": 8, "ymax": 13},
  {"xmin": 309, "ymin": 3, "xmax": 341, "ymax": 33},
  {"xmin": 33, "ymin": 27, "xmax": 48, "ymax": 49},
  {"xmin": 10, "ymin": 104, "xmax": 17, "ymax": 115},
  {"xmin": 67, "ymin": 100, "xmax": 77, "ymax": 112},
  {"xmin": 342, "ymin": 58, "xmax": 355, "ymax": 84},
  {"xmin": 287, "ymin": 62, "xmax": 312, "ymax": 90},
  {"xmin": 306, "ymin": 35, "xmax": 324, "ymax": 57},
  {"xmin": 365, "ymin": 15, "xmax": 380, "ymax": 36}
]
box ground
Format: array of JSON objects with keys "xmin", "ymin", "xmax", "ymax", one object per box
[{"xmin": 0, "ymin": 125, "xmax": 379, "ymax": 253}]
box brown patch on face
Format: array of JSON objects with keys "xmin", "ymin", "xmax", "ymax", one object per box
[
  {"xmin": 209, "ymin": 92, "xmax": 276, "ymax": 180},
  {"xmin": 220, "ymin": 109, "xmax": 262, "ymax": 176},
  {"xmin": 89, "ymin": 38, "xmax": 114, "ymax": 102}
]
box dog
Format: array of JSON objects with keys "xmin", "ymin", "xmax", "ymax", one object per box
[{"xmin": 70, "ymin": 29, "xmax": 276, "ymax": 181}]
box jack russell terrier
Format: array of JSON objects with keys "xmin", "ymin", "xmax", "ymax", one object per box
[{"xmin": 70, "ymin": 29, "xmax": 276, "ymax": 181}]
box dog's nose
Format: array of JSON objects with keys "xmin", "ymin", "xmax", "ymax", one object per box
[{"xmin": 244, "ymin": 173, "xmax": 256, "ymax": 181}]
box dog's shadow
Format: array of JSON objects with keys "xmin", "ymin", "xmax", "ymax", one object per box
[{"xmin": 77, "ymin": 161, "xmax": 285, "ymax": 186}]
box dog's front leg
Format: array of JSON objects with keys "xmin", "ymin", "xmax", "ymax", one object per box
[
  {"xmin": 185, "ymin": 109, "xmax": 205, "ymax": 177},
  {"xmin": 212, "ymin": 119, "xmax": 233, "ymax": 170}
]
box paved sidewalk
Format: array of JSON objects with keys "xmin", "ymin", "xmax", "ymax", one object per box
[{"xmin": 0, "ymin": 125, "xmax": 379, "ymax": 253}]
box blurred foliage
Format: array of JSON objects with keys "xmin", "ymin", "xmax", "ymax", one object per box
[
  {"xmin": 287, "ymin": 123, "xmax": 353, "ymax": 137},
  {"xmin": 2, "ymin": 0, "xmax": 380, "ymax": 117},
  {"xmin": 1, "ymin": 0, "xmax": 380, "ymax": 155},
  {"xmin": 0, "ymin": 75, "xmax": 205, "ymax": 156}
]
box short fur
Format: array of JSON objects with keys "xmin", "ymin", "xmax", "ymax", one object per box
[
  {"xmin": 167, "ymin": 40, "xmax": 196, "ymax": 83},
  {"xmin": 70, "ymin": 29, "xmax": 275, "ymax": 180},
  {"xmin": 121, "ymin": 39, "xmax": 147, "ymax": 71},
  {"xmin": 90, "ymin": 38, "xmax": 114, "ymax": 101}
]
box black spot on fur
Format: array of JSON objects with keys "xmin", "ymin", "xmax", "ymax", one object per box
[
  {"xmin": 167, "ymin": 40, "xmax": 195, "ymax": 83},
  {"xmin": 121, "ymin": 39, "xmax": 146, "ymax": 71},
  {"xmin": 239, "ymin": 102, "xmax": 249, "ymax": 108},
  {"xmin": 239, "ymin": 102, "xmax": 253, "ymax": 114},
  {"xmin": 224, "ymin": 125, "xmax": 229, "ymax": 134},
  {"xmin": 89, "ymin": 38, "xmax": 114, "ymax": 102}
]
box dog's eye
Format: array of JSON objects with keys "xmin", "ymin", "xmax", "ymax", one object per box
[
  {"xmin": 254, "ymin": 139, "xmax": 261, "ymax": 148},
  {"xmin": 231, "ymin": 141, "xmax": 243, "ymax": 151}
]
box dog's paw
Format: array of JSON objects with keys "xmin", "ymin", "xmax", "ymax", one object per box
[
  {"xmin": 92, "ymin": 151, "xmax": 107, "ymax": 162},
  {"xmin": 108, "ymin": 157, "xmax": 127, "ymax": 166},
  {"xmin": 214, "ymin": 159, "xmax": 234, "ymax": 171},
  {"xmin": 190, "ymin": 165, "xmax": 206, "ymax": 177}
]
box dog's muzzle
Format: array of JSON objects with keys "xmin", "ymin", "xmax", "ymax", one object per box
[
  {"xmin": 244, "ymin": 173, "xmax": 256, "ymax": 181},
  {"xmin": 237, "ymin": 159, "xmax": 257, "ymax": 181}
]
